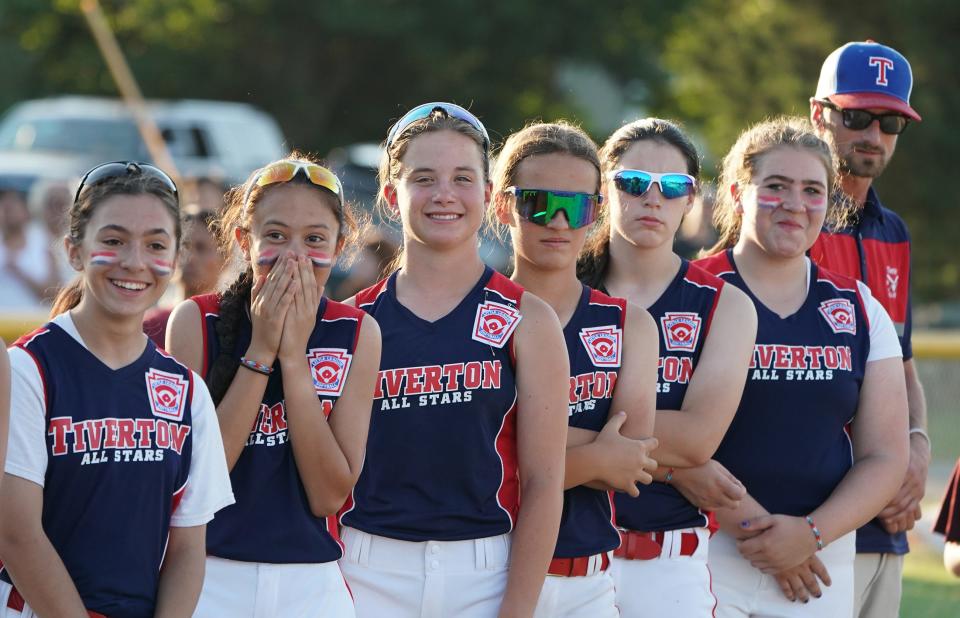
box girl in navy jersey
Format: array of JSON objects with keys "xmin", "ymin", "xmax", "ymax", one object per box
[
  {"xmin": 577, "ymin": 118, "xmax": 758, "ymax": 617},
  {"xmin": 694, "ymin": 117, "xmax": 908, "ymax": 617},
  {"xmin": 493, "ymin": 121, "xmax": 659, "ymax": 617},
  {"xmin": 338, "ymin": 103, "xmax": 569, "ymax": 618},
  {"xmin": 0, "ymin": 162, "xmax": 234, "ymax": 618},
  {"xmin": 166, "ymin": 153, "xmax": 381, "ymax": 617}
]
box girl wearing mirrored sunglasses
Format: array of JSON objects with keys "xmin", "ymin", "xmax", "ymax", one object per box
[
  {"xmin": 492, "ymin": 121, "xmax": 659, "ymax": 617},
  {"xmin": 695, "ymin": 117, "xmax": 907, "ymax": 617},
  {"xmin": 577, "ymin": 118, "xmax": 758, "ymax": 617},
  {"xmin": 0, "ymin": 162, "xmax": 234, "ymax": 618},
  {"xmin": 166, "ymin": 153, "xmax": 381, "ymax": 617},
  {"xmin": 337, "ymin": 104, "xmax": 568, "ymax": 618}
]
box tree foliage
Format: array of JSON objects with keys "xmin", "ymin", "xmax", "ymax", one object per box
[{"xmin": 0, "ymin": 0, "xmax": 954, "ymax": 300}]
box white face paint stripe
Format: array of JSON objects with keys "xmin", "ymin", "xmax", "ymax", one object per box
[
  {"xmin": 90, "ymin": 251, "xmax": 119, "ymax": 265},
  {"xmin": 150, "ymin": 259, "xmax": 174, "ymax": 276},
  {"xmin": 308, "ymin": 251, "xmax": 332, "ymax": 268}
]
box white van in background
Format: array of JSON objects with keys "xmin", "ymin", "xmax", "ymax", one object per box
[{"xmin": 0, "ymin": 96, "xmax": 287, "ymax": 185}]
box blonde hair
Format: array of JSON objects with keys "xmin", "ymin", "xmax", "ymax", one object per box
[{"xmin": 706, "ymin": 116, "xmax": 850, "ymax": 255}]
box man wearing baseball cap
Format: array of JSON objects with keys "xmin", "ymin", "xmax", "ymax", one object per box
[{"xmin": 809, "ymin": 40, "xmax": 928, "ymax": 618}]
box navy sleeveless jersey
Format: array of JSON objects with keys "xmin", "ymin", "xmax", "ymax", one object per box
[
  {"xmin": 3, "ymin": 323, "xmax": 194, "ymax": 618},
  {"xmin": 556, "ymin": 285, "xmax": 625, "ymax": 557},
  {"xmin": 696, "ymin": 250, "xmax": 870, "ymax": 516},
  {"xmin": 195, "ymin": 293, "xmax": 363, "ymax": 563},
  {"xmin": 613, "ymin": 260, "xmax": 724, "ymax": 533},
  {"xmin": 340, "ymin": 266, "xmax": 521, "ymax": 542}
]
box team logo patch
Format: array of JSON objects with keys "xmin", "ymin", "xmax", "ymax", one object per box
[
  {"xmin": 145, "ymin": 369, "xmax": 189, "ymax": 421},
  {"xmin": 885, "ymin": 266, "xmax": 899, "ymax": 300},
  {"xmin": 818, "ymin": 299, "xmax": 857, "ymax": 335},
  {"xmin": 307, "ymin": 348, "xmax": 353, "ymax": 397},
  {"xmin": 472, "ymin": 301, "xmax": 522, "ymax": 348},
  {"xmin": 660, "ymin": 312, "xmax": 702, "ymax": 352},
  {"xmin": 579, "ymin": 326, "xmax": 622, "ymax": 367}
]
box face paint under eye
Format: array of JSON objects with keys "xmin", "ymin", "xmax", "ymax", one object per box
[
  {"xmin": 757, "ymin": 196, "xmax": 783, "ymax": 209},
  {"xmin": 90, "ymin": 251, "xmax": 119, "ymax": 266},
  {"xmin": 256, "ymin": 249, "xmax": 279, "ymax": 267},
  {"xmin": 307, "ymin": 250, "xmax": 332, "ymax": 268},
  {"xmin": 150, "ymin": 259, "xmax": 174, "ymax": 277},
  {"xmin": 804, "ymin": 194, "xmax": 827, "ymax": 209}
]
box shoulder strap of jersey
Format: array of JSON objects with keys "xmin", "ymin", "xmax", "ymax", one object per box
[
  {"xmin": 322, "ymin": 299, "xmax": 366, "ymax": 352},
  {"xmin": 692, "ymin": 251, "xmax": 735, "ymax": 277},
  {"xmin": 587, "ymin": 287, "xmax": 627, "ymax": 329},
  {"xmin": 190, "ymin": 293, "xmax": 222, "ymax": 378},
  {"xmin": 355, "ymin": 277, "xmax": 390, "ymax": 311},
  {"xmin": 484, "ymin": 270, "xmax": 524, "ymax": 367}
]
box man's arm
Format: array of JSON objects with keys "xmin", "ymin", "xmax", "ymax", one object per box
[{"xmin": 877, "ymin": 358, "xmax": 929, "ymax": 533}]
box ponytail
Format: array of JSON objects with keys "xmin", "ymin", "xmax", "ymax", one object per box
[
  {"xmin": 50, "ymin": 279, "xmax": 83, "ymax": 318},
  {"xmin": 576, "ymin": 219, "xmax": 612, "ymax": 290},
  {"xmin": 207, "ymin": 270, "xmax": 254, "ymax": 405}
]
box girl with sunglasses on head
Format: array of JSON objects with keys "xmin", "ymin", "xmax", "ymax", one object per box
[
  {"xmin": 492, "ymin": 121, "xmax": 659, "ymax": 617},
  {"xmin": 165, "ymin": 153, "xmax": 380, "ymax": 617},
  {"xmin": 0, "ymin": 162, "xmax": 234, "ymax": 618},
  {"xmin": 577, "ymin": 118, "xmax": 757, "ymax": 616},
  {"xmin": 337, "ymin": 103, "xmax": 568, "ymax": 618},
  {"xmin": 694, "ymin": 117, "xmax": 907, "ymax": 617}
]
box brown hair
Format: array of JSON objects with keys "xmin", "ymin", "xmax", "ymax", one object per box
[
  {"xmin": 377, "ymin": 108, "xmax": 490, "ymax": 275},
  {"xmin": 577, "ymin": 118, "xmax": 701, "ymax": 289},
  {"xmin": 207, "ymin": 151, "xmax": 362, "ymax": 403},
  {"xmin": 50, "ymin": 170, "xmax": 181, "ymax": 317},
  {"xmin": 705, "ymin": 116, "xmax": 849, "ymax": 255}
]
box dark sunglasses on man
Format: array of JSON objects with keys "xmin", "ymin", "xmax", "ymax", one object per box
[{"xmin": 818, "ymin": 100, "xmax": 910, "ymax": 135}]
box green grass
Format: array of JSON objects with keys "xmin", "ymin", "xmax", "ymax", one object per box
[{"xmin": 901, "ymin": 538, "xmax": 960, "ymax": 617}]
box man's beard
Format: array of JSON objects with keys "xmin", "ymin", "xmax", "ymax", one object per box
[{"xmin": 839, "ymin": 143, "xmax": 889, "ymax": 178}]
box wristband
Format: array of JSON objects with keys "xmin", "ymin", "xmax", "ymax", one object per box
[
  {"xmin": 805, "ymin": 515, "xmax": 824, "ymax": 551},
  {"xmin": 664, "ymin": 468, "xmax": 675, "ymax": 484},
  {"xmin": 239, "ymin": 356, "xmax": 273, "ymax": 376},
  {"xmin": 909, "ymin": 427, "xmax": 931, "ymax": 448}
]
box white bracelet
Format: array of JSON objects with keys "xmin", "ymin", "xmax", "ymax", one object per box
[{"xmin": 909, "ymin": 427, "xmax": 931, "ymax": 448}]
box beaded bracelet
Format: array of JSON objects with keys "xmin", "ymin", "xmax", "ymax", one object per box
[
  {"xmin": 805, "ymin": 515, "xmax": 824, "ymax": 551},
  {"xmin": 239, "ymin": 356, "xmax": 273, "ymax": 376},
  {"xmin": 664, "ymin": 468, "xmax": 675, "ymax": 484}
]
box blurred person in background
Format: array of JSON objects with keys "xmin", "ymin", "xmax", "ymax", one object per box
[
  {"xmin": 934, "ymin": 458, "xmax": 960, "ymax": 577},
  {"xmin": 0, "ymin": 186, "xmax": 63, "ymax": 309},
  {"xmin": 331, "ymin": 231, "xmax": 399, "ymax": 300},
  {"xmin": 143, "ymin": 210, "xmax": 225, "ymax": 348},
  {"xmin": 808, "ymin": 40, "xmax": 928, "ymax": 618},
  {"xmin": 30, "ymin": 178, "xmax": 75, "ymax": 285},
  {"xmin": 183, "ymin": 176, "xmax": 228, "ymax": 215}
]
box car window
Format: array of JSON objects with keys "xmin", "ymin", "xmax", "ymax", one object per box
[{"xmin": 0, "ymin": 118, "xmax": 147, "ymax": 160}]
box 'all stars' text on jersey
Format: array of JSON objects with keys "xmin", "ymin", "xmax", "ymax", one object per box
[
  {"xmin": 749, "ymin": 344, "xmax": 853, "ymax": 381},
  {"xmin": 374, "ymin": 360, "xmax": 502, "ymax": 410}
]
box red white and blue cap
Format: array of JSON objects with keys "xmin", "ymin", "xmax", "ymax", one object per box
[{"xmin": 815, "ymin": 40, "xmax": 921, "ymax": 121}]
